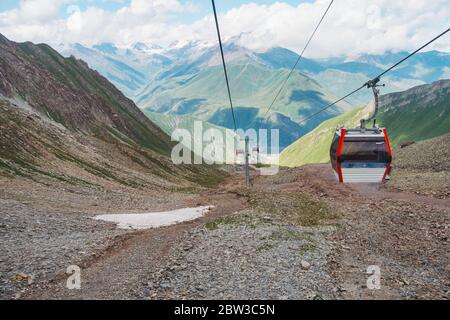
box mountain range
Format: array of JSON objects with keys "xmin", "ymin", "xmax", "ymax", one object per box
[{"xmin": 58, "ymin": 38, "xmax": 450, "ymax": 150}]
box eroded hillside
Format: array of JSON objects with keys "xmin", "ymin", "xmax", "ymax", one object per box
[{"xmin": 280, "ymin": 79, "xmax": 450, "ymax": 167}]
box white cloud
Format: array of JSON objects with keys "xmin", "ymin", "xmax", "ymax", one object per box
[
  {"xmin": 21, "ymin": 0, "xmax": 63, "ymax": 20},
  {"xmin": 0, "ymin": 0, "xmax": 449, "ymax": 58},
  {"xmin": 193, "ymin": 0, "xmax": 450, "ymax": 58},
  {"xmin": 442, "ymin": 66, "xmax": 450, "ymax": 79},
  {"xmin": 0, "ymin": 0, "xmax": 64, "ymax": 24},
  {"xmin": 127, "ymin": 0, "xmax": 184, "ymax": 15},
  {"xmin": 411, "ymin": 63, "xmax": 434, "ymax": 78}
]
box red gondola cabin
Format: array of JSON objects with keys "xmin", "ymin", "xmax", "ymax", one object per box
[{"xmin": 330, "ymin": 126, "xmax": 392, "ymax": 183}]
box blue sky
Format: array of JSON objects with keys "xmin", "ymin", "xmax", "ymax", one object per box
[
  {"xmin": 0, "ymin": 1, "xmax": 309, "ymax": 13},
  {"xmin": 190, "ymin": 0, "xmax": 315, "ymax": 24},
  {"xmin": 176, "ymin": 0, "xmax": 315, "ymax": 23},
  {"xmin": 0, "ymin": 1, "xmax": 315, "ymax": 23}
]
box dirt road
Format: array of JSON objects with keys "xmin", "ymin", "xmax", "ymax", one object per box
[
  {"xmin": 15, "ymin": 165, "xmax": 450, "ymax": 299},
  {"xmin": 266, "ymin": 165, "xmax": 450, "ymax": 299}
]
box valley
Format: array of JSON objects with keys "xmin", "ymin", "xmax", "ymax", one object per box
[
  {"xmin": 59, "ymin": 40, "xmax": 450, "ymax": 150},
  {"xmin": 0, "ymin": 34, "xmax": 228, "ymax": 298},
  {"xmin": 0, "ymin": 30, "xmax": 449, "ymax": 302}
]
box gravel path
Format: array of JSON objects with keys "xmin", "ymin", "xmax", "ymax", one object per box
[
  {"xmin": 0, "ymin": 198, "xmax": 126, "ymax": 299},
  {"xmin": 19, "ymin": 177, "xmax": 247, "ymax": 299},
  {"xmin": 140, "ymin": 211, "xmax": 337, "ymax": 300},
  {"xmin": 0, "ymin": 176, "xmax": 198, "ymax": 299}
]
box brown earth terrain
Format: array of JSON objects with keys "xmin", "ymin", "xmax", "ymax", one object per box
[
  {"xmin": 1, "ymin": 153, "xmax": 447, "ymax": 300},
  {"xmin": 387, "ymin": 133, "xmax": 450, "ymax": 199}
]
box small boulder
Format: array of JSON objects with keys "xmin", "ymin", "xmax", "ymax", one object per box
[{"xmin": 300, "ymin": 260, "xmax": 311, "ymax": 270}]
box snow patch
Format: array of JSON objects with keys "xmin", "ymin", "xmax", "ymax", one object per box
[
  {"xmin": 0, "ymin": 94, "xmax": 66, "ymax": 130},
  {"xmin": 93, "ymin": 206, "xmax": 213, "ymax": 230}
]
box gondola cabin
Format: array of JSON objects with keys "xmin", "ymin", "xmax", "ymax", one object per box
[{"xmin": 330, "ymin": 127, "xmax": 392, "ymax": 183}]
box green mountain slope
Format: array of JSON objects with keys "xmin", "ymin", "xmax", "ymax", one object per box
[
  {"xmin": 280, "ymin": 79, "xmax": 450, "ymax": 167},
  {"xmin": 138, "ymin": 56, "xmax": 353, "ymax": 118},
  {"xmin": 137, "ymin": 56, "xmax": 353, "ymax": 148},
  {"xmin": 377, "ymin": 79, "xmax": 450, "ymax": 145},
  {"xmin": 144, "ymin": 111, "xmax": 232, "ymax": 137},
  {"xmin": 144, "ymin": 111, "xmax": 240, "ymax": 163},
  {"xmin": 0, "ymin": 34, "xmax": 225, "ymax": 189},
  {"xmin": 0, "ymin": 34, "xmax": 172, "ymax": 155},
  {"xmin": 280, "ymin": 107, "xmax": 367, "ymax": 167}
]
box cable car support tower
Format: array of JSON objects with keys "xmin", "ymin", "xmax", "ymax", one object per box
[{"xmin": 360, "ymin": 77, "xmax": 385, "ymax": 130}]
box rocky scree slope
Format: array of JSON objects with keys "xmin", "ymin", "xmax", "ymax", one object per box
[
  {"xmin": 0, "ymin": 34, "xmax": 224, "ymax": 190},
  {"xmin": 386, "ymin": 133, "xmax": 450, "ymax": 199}
]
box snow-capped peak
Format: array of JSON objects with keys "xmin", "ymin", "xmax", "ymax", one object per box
[
  {"xmin": 132, "ymin": 42, "xmax": 149, "ymax": 51},
  {"xmin": 131, "ymin": 42, "xmax": 163, "ymax": 52},
  {"xmin": 92, "ymin": 42, "xmax": 118, "ymax": 54}
]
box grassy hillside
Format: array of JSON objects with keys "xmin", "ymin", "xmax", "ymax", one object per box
[
  {"xmin": 138, "ymin": 57, "xmax": 352, "ymax": 120},
  {"xmin": 280, "ymin": 79, "xmax": 450, "ymax": 167},
  {"xmin": 144, "ymin": 111, "xmax": 240, "ymax": 163},
  {"xmin": 280, "ymin": 107, "xmax": 367, "ymax": 167},
  {"xmin": 0, "ymin": 34, "xmax": 172, "ymax": 155},
  {"xmin": 144, "ymin": 111, "xmax": 234, "ymax": 137},
  {"xmin": 377, "ymin": 80, "xmax": 450, "ymax": 145},
  {"xmin": 0, "ymin": 34, "xmax": 226, "ymax": 190},
  {"xmin": 137, "ymin": 56, "xmax": 353, "ymax": 148}
]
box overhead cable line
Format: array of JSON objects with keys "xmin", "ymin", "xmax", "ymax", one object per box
[
  {"xmin": 211, "ymin": 0, "xmax": 237, "ymax": 131},
  {"xmin": 262, "ymin": 0, "xmax": 335, "ymax": 120},
  {"xmin": 375, "ymin": 27, "xmax": 450, "ymax": 79},
  {"xmin": 297, "ymin": 84, "xmax": 366, "ymax": 125},
  {"xmin": 297, "ymin": 27, "xmax": 450, "ymax": 125}
]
